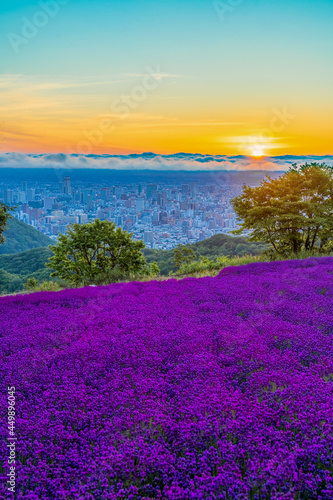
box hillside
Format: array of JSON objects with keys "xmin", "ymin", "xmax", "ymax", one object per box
[
  {"xmin": 143, "ymin": 233, "xmax": 268, "ymax": 275},
  {"xmin": 0, "ymin": 247, "xmax": 54, "ymax": 294},
  {"xmin": 0, "ymin": 231, "xmax": 267, "ymax": 294},
  {"xmin": 0, "ymin": 217, "xmax": 53, "ymax": 254},
  {"xmin": 1, "ymin": 258, "xmax": 332, "ymax": 498},
  {"xmin": 0, "ymin": 268, "xmax": 24, "ymax": 294}
]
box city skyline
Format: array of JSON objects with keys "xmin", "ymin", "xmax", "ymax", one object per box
[{"xmin": 2, "ymin": 169, "xmax": 278, "ymax": 249}]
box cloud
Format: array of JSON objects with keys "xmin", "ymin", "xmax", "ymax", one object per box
[
  {"xmin": 23, "ymin": 80, "xmax": 129, "ymax": 91},
  {"xmin": 0, "ymin": 72, "xmax": 177, "ymax": 92},
  {"xmin": 0, "ymin": 152, "xmax": 332, "ymax": 171},
  {"xmin": 123, "ymin": 72, "xmax": 182, "ymax": 80}
]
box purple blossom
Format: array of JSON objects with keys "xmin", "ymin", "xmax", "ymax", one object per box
[{"xmin": 1, "ymin": 258, "xmax": 333, "ymax": 499}]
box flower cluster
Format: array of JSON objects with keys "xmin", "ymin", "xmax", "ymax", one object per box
[{"xmin": 1, "ymin": 258, "xmax": 333, "ymax": 499}]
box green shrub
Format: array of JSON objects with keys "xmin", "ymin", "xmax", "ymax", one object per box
[{"xmin": 24, "ymin": 278, "xmax": 62, "ymax": 292}]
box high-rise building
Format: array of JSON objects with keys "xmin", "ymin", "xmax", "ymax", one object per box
[
  {"xmin": 52, "ymin": 210, "xmax": 64, "ymax": 218},
  {"xmin": 26, "ymin": 188, "xmax": 35, "ymax": 202},
  {"xmin": 22, "ymin": 213, "xmax": 29, "ymax": 224},
  {"xmin": 147, "ymin": 184, "xmax": 157, "ymax": 198},
  {"xmin": 43, "ymin": 197, "xmax": 55, "ymax": 210},
  {"xmin": 136, "ymin": 197, "xmax": 145, "ymax": 212},
  {"xmin": 101, "ymin": 188, "xmax": 110, "ymax": 200},
  {"xmin": 144, "ymin": 231, "xmax": 154, "ymax": 245},
  {"xmin": 5, "ymin": 190, "xmax": 13, "ymax": 205},
  {"xmin": 79, "ymin": 214, "xmax": 88, "ymax": 224},
  {"xmin": 86, "ymin": 195, "xmax": 93, "ymax": 210},
  {"xmin": 190, "ymin": 182, "xmax": 196, "ymax": 198},
  {"xmin": 62, "ymin": 177, "xmax": 71, "ymax": 196},
  {"xmin": 181, "ymin": 184, "xmax": 189, "ymax": 195},
  {"xmin": 158, "ymin": 192, "xmax": 166, "ymax": 209},
  {"xmin": 17, "ymin": 191, "xmax": 26, "ymax": 203}
]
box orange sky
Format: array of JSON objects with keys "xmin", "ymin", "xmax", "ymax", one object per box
[{"xmin": 1, "ymin": 1, "xmax": 332, "ymax": 158}]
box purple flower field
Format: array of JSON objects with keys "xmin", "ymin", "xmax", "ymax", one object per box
[{"xmin": 1, "ymin": 258, "xmax": 333, "ymax": 500}]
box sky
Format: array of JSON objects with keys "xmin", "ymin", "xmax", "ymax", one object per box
[{"xmin": 0, "ymin": 0, "xmax": 332, "ymax": 158}]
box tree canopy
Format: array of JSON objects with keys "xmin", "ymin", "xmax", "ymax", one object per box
[
  {"xmin": 173, "ymin": 244, "xmax": 196, "ymax": 269},
  {"xmin": 46, "ymin": 219, "xmax": 147, "ymax": 285},
  {"xmin": 0, "ymin": 202, "xmax": 14, "ymax": 247},
  {"xmin": 231, "ymin": 163, "xmax": 333, "ymax": 256}
]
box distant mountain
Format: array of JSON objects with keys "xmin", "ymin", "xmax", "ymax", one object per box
[{"xmin": 0, "ymin": 218, "xmax": 53, "ymax": 255}]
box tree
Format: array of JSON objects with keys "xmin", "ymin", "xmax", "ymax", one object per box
[
  {"xmin": 231, "ymin": 163, "xmax": 333, "ymax": 256},
  {"xmin": 24, "ymin": 278, "xmax": 39, "ymax": 291},
  {"xmin": 173, "ymin": 244, "xmax": 196, "ymax": 269},
  {"xmin": 46, "ymin": 219, "xmax": 147, "ymax": 285},
  {"xmin": 0, "ymin": 202, "xmax": 14, "ymax": 247},
  {"xmin": 149, "ymin": 261, "xmax": 160, "ymax": 277}
]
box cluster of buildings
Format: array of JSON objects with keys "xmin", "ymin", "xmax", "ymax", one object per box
[{"xmin": 1, "ymin": 176, "xmax": 243, "ymax": 250}]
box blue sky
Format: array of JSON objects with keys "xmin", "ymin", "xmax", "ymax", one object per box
[{"xmin": 0, "ymin": 0, "xmax": 332, "ymax": 155}]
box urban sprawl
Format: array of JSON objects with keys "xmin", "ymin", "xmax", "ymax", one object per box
[{"xmin": 1, "ymin": 177, "xmax": 244, "ymax": 249}]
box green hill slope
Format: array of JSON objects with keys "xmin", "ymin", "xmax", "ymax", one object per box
[
  {"xmin": 0, "ymin": 247, "xmax": 53, "ymax": 276},
  {"xmin": 0, "ymin": 247, "xmax": 54, "ymax": 294},
  {"xmin": 0, "ymin": 230, "xmax": 266, "ymax": 293},
  {"xmin": 143, "ymin": 234, "xmax": 268, "ymax": 275},
  {"xmin": 0, "ymin": 269, "xmax": 24, "ymax": 294},
  {"xmin": 0, "ymin": 218, "xmax": 53, "ymax": 254}
]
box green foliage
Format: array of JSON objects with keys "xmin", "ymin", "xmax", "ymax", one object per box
[
  {"xmin": 143, "ymin": 234, "xmax": 267, "ymax": 276},
  {"xmin": 24, "ymin": 278, "xmax": 62, "ymax": 292},
  {"xmin": 24, "ymin": 278, "xmax": 39, "ymax": 290},
  {"xmin": 0, "ymin": 218, "xmax": 53, "ymax": 254},
  {"xmin": 143, "ymin": 248, "xmax": 175, "ymax": 276},
  {"xmin": 173, "ymin": 245, "xmax": 197, "ymax": 269},
  {"xmin": 0, "ymin": 203, "xmax": 14, "ymax": 247},
  {"xmin": 0, "ymin": 269, "xmax": 24, "ymax": 294},
  {"xmin": 174, "ymin": 250, "xmax": 333, "ymax": 278},
  {"xmin": 175, "ymin": 255, "xmax": 266, "ymax": 277},
  {"xmin": 0, "ymin": 233, "xmax": 265, "ymax": 293},
  {"xmin": 192, "ymin": 233, "xmax": 267, "ymax": 258},
  {"xmin": 0, "ymin": 247, "xmax": 53, "ymax": 276},
  {"xmin": 46, "ymin": 219, "xmax": 147, "ymax": 286},
  {"xmin": 232, "ymin": 163, "xmax": 333, "ymax": 256},
  {"xmin": 0, "ymin": 247, "xmax": 55, "ymax": 295},
  {"xmin": 149, "ymin": 261, "xmax": 160, "ymax": 277}
]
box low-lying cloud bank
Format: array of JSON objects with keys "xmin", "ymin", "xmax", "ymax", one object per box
[{"xmin": 0, "ymin": 152, "xmax": 332, "ymax": 171}]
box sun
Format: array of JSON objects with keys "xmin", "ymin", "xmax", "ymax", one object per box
[{"xmin": 250, "ymin": 146, "xmax": 266, "ymax": 157}]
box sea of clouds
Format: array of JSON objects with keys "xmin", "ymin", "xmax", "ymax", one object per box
[{"xmin": 0, "ymin": 152, "xmax": 332, "ymax": 171}]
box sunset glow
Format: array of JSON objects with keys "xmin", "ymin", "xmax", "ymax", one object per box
[
  {"xmin": 251, "ymin": 148, "xmax": 265, "ymax": 158},
  {"xmin": 0, "ymin": 0, "xmax": 332, "ymax": 157}
]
